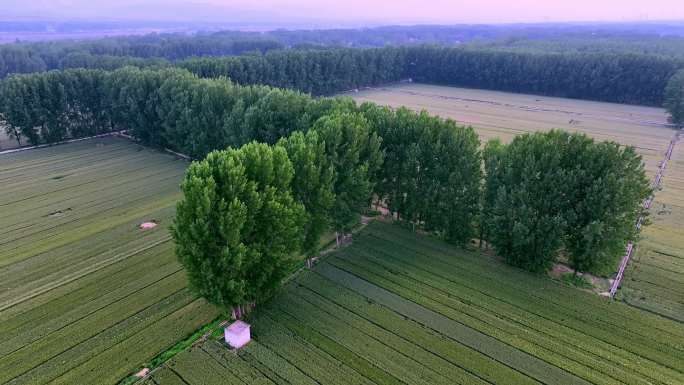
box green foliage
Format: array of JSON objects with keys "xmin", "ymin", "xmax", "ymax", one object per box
[
  {"xmin": 560, "ymin": 273, "xmax": 593, "ymax": 289},
  {"xmin": 0, "ymin": 67, "xmax": 318, "ymax": 155},
  {"xmin": 563, "ymin": 140, "xmax": 651, "ymax": 274},
  {"xmin": 480, "ymin": 139, "xmax": 505, "ymax": 244},
  {"xmin": 312, "ymin": 111, "xmax": 383, "ymax": 233},
  {"xmin": 664, "ymin": 69, "xmax": 684, "ymax": 125},
  {"xmin": 277, "ymin": 130, "xmax": 335, "ymax": 256},
  {"xmin": 181, "ymin": 47, "xmax": 408, "ymax": 96},
  {"xmin": 487, "ymin": 132, "xmax": 569, "ymax": 272},
  {"xmin": 181, "ymin": 46, "xmax": 683, "ymax": 106},
  {"xmin": 171, "ymin": 143, "xmax": 306, "ymax": 309},
  {"xmin": 484, "ymin": 131, "xmax": 650, "ymax": 274},
  {"xmin": 405, "ymin": 46, "xmax": 682, "ymax": 106},
  {"xmin": 365, "ymin": 104, "xmax": 481, "ymax": 244},
  {"xmin": 0, "ymin": 69, "xmax": 112, "ymax": 145}
]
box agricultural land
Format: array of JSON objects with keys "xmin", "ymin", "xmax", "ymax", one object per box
[
  {"xmin": 350, "ymin": 83, "xmax": 674, "ymax": 175},
  {"xmin": 148, "ymin": 221, "xmax": 684, "ymax": 385},
  {"xmin": 350, "ymin": 83, "xmax": 683, "ymax": 317},
  {"xmin": 0, "ymin": 136, "xmax": 220, "ymax": 385},
  {"xmin": 619, "ymin": 132, "xmax": 684, "ymax": 321},
  {"xmin": 1, "ymin": 85, "xmax": 682, "ymax": 385}
]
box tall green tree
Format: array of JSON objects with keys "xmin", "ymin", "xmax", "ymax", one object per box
[
  {"xmin": 107, "ymin": 67, "xmax": 168, "ymax": 146},
  {"xmin": 171, "ymin": 143, "xmax": 306, "ymax": 316},
  {"xmin": 0, "ymin": 76, "xmax": 37, "ymax": 145},
  {"xmin": 277, "ymin": 130, "xmax": 335, "ymax": 256},
  {"xmin": 563, "ymin": 139, "xmax": 651, "ymax": 274},
  {"xmin": 480, "ymin": 138, "xmax": 505, "ymax": 247},
  {"xmin": 364, "ymin": 104, "xmax": 481, "ymax": 245},
  {"xmin": 487, "ymin": 132, "xmax": 572, "ymax": 272},
  {"xmin": 313, "ymin": 111, "xmax": 382, "ymax": 242},
  {"xmin": 485, "ymin": 131, "xmax": 650, "ymax": 274},
  {"xmin": 664, "ymin": 69, "xmax": 684, "ymax": 126}
]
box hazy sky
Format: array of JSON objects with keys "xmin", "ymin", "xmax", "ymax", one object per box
[{"xmin": 3, "ymin": 0, "xmax": 683, "ymax": 24}]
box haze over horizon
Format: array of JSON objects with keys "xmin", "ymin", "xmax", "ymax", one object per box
[{"xmin": 2, "ymin": 0, "xmax": 683, "ymax": 27}]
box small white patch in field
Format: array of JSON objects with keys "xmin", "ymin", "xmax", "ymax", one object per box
[
  {"xmin": 225, "ymin": 320, "xmax": 251, "ymax": 349},
  {"xmin": 139, "ymin": 221, "xmax": 158, "ymax": 230},
  {"xmin": 135, "ymin": 368, "xmax": 150, "ymax": 378}
]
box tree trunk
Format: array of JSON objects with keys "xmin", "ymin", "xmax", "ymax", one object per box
[{"xmin": 336, "ymin": 231, "xmax": 340, "ymax": 246}]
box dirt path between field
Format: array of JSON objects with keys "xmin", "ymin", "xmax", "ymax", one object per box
[{"xmin": 610, "ymin": 128, "xmax": 683, "ymax": 298}]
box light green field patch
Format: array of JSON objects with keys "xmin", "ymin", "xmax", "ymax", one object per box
[
  {"xmin": 0, "ymin": 137, "xmax": 219, "ymax": 385},
  {"xmin": 149, "ymin": 222, "xmax": 684, "ymax": 385}
]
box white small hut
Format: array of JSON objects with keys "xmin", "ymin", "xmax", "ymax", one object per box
[{"xmin": 224, "ymin": 320, "xmax": 251, "ymax": 349}]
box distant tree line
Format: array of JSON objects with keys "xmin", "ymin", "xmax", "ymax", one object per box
[
  {"xmin": 0, "ymin": 36, "xmax": 282, "ymax": 79},
  {"xmin": 178, "ymin": 48, "xmax": 408, "ymax": 96},
  {"xmin": 180, "ymin": 46, "xmax": 684, "ymax": 106},
  {"xmin": 0, "ymin": 67, "xmax": 330, "ymax": 156},
  {"xmin": 405, "ymin": 46, "xmax": 683, "ymax": 106},
  {"xmin": 4, "ymin": 39, "xmax": 684, "ymax": 107},
  {"xmin": 0, "ymin": 67, "xmax": 650, "ymax": 313},
  {"xmin": 5, "ymin": 22, "xmax": 684, "ymax": 77}
]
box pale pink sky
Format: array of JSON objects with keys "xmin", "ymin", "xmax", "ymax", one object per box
[
  {"xmin": 4, "ymin": 0, "xmax": 683, "ymax": 24},
  {"xmin": 226, "ymin": 0, "xmax": 682, "ymax": 23}
]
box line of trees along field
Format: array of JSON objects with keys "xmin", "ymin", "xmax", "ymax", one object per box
[
  {"xmin": 3, "ymin": 44, "xmax": 684, "ymax": 107},
  {"xmin": 179, "ymin": 46, "xmax": 684, "ymax": 106},
  {"xmin": 0, "ymin": 67, "xmax": 649, "ymax": 312},
  {"xmin": 4, "ymin": 22, "xmax": 684, "ymax": 79},
  {"xmin": 0, "ymin": 37, "xmax": 283, "ymax": 78}
]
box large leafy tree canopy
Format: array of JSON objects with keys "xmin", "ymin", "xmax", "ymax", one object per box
[
  {"xmin": 484, "ymin": 131, "xmax": 650, "ymax": 274},
  {"xmin": 363, "ymin": 104, "xmax": 482, "ymax": 245},
  {"xmin": 277, "ymin": 130, "xmax": 335, "ymax": 256},
  {"xmin": 312, "ymin": 111, "xmax": 383, "ymax": 234},
  {"xmin": 171, "ymin": 143, "xmax": 306, "ymax": 310}
]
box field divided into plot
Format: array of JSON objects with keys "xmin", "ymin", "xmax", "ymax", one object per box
[
  {"xmin": 620, "ymin": 133, "xmax": 684, "ymax": 321},
  {"xmin": 350, "ymin": 83, "xmax": 674, "ymax": 175},
  {"xmin": 351, "ymin": 83, "xmax": 682, "ymax": 320},
  {"xmin": 0, "ymin": 137, "xmax": 220, "ymax": 385},
  {"xmin": 151, "ymin": 222, "xmax": 684, "ymax": 385}
]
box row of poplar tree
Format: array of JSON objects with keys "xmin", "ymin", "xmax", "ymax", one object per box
[
  {"xmin": 4, "ymin": 45, "xmax": 683, "ymax": 106},
  {"xmin": 172, "ymin": 112, "xmax": 650, "ymax": 313},
  {"xmin": 181, "ymin": 47, "xmax": 684, "ymax": 106},
  {"xmin": 0, "ymin": 67, "xmax": 650, "ymax": 311}
]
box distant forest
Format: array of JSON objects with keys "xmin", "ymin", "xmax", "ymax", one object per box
[{"xmin": 2, "ymin": 23, "xmax": 684, "ymax": 106}]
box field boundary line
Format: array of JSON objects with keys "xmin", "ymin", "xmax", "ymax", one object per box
[
  {"xmin": 0, "ymin": 236, "xmax": 172, "ymax": 312},
  {"xmin": 610, "ymin": 128, "xmax": 682, "ymax": 298},
  {"xmin": 0, "ymin": 131, "xmax": 131, "ymax": 156},
  {"xmin": 316, "ymin": 262, "xmax": 592, "ymax": 385}
]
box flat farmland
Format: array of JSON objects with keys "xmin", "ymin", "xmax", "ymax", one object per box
[
  {"xmin": 0, "ymin": 136, "xmax": 220, "ymax": 385},
  {"xmin": 148, "ymin": 222, "xmax": 684, "ymax": 385},
  {"xmin": 350, "ymin": 83, "xmax": 675, "ymax": 174},
  {"xmin": 620, "ymin": 134, "xmax": 684, "ymax": 321},
  {"xmin": 350, "ymin": 83, "xmax": 682, "ymax": 320}
]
